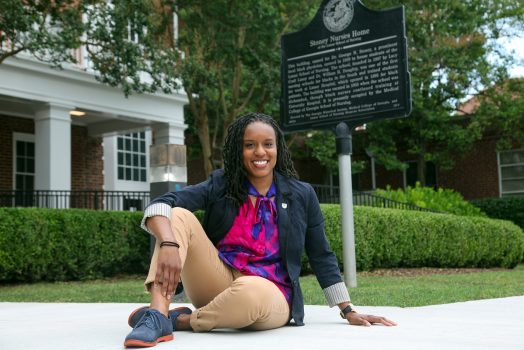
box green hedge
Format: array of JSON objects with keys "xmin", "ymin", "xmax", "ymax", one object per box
[
  {"xmin": 374, "ymin": 184, "xmax": 486, "ymax": 216},
  {"xmin": 1, "ymin": 206, "xmax": 523, "ymax": 283},
  {"xmin": 0, "ymin": 208, "xmax": 148, "ymax": 283},
  {"xmin": 315, "ymin": 205, "xmax": 524, "ymax": 272},
  {"xmin": 471, "ymin": 197, "xmax": 524, "ymax": 231}
]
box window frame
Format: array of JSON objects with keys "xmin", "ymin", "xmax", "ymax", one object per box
[
  {"xmin": 116, "ymin": 132, "xmax": 148, "ymax": 183},
  {"xmin": 12, "ymin": 132, "xmax": 35, "ymax": 191},
  {"xmin": 497, "ymin": 148, "xmax": 524, "ymax": 197}
]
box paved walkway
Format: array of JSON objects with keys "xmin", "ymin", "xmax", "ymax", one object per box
[{"xmin": 1, "ymin": 296, "xmax": 524, "ymax": 350}]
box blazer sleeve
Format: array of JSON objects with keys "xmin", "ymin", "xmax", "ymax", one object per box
[
  {"xmin": 140, "ymin": 170, "xmax": 220, "ymax": 233},
  {"xmin": 303, "ymin": 184, "xmax": 350, "ymax": 307},
  {"xmin": 147, "ymin": 174, "xmax": 213, "ymax": 211}
]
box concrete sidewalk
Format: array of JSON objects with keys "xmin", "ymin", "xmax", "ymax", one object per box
[{"xmin": 1, "ymin": 296, "xmax": 523, "ymax": 350}]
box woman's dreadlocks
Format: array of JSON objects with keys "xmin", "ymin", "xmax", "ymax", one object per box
[{"xmin": 223, "ymin": 112, "xmax": 298, "ymax": 208}]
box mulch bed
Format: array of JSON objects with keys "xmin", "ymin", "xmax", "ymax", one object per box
[{"xmin": 359, "ymin": 267, "xmax": 507, "ymax": 277}]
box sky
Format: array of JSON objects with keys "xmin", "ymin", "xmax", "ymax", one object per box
[{"xmin": 500, "ymin": 35, "xmax": 524, "ymax": 78}]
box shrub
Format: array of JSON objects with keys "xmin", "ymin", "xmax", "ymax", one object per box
[
  {"xmin": 317, "ymin": 205, "xmax": 524, "ymax": 272},
  {"xmin": 2, "ymin": 205, "xmax": 522, "ymax": 283},
  {"xmin": 0, "ymin": 208, "xmax": 148, "ymax": 283},
  {"xmin": 471, "ymin": 197, "xmax": 524, "ymax": 231},
  {"xmin": 374, "ymin": 183, "xmax": 486, "ymax": 217}
]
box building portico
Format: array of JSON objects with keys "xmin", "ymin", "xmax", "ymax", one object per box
[{"xmin": 0, "ymin": 53, "xmax": 188, "ymax": 202}]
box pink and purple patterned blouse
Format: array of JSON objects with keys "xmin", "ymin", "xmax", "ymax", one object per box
[{"xmin": 217, "ymin": 182, "xmax": 292, "ymax": 304}]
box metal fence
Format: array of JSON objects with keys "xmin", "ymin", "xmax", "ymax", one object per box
[
  {"xmin": 0, "ymin": 187, "xmax": 433, "ymax": 213},
  {"xmin": 0, "ymin": 190, "xmax": 150, "ymax": 211},
  {"xmin": 311, "ymin": 184, "xmax": 435, "ymax": 212}
]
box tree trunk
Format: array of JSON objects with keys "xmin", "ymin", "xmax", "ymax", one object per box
[
  {"xmin": 186, "ymin": 89, "xmax": 213, "ymax": 177},
  {"xmin": 196, "ymin": 117, "xmax": 213, "ymax": 177},
  {"xmin": 416, "ymin": 153, "xmax": 426, "ymax": 187}
]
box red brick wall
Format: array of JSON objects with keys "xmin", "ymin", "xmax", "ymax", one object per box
[
  {"xmin": 439, "ymin": 136, "xmax": 500, "ymax": 200},
  {"xmin": 0, "ymin": 116, "xmax": 104, "ymax": 191},
  {"xmin": 71, "ymin": 125, "xmax": 104, "ymax": 190},
  {"xmin": 351, "ymin": 136, "xmax": 501, "ymax": 200},
  {"xmin": 0, "ymin": 115, "xmax": 34, "ymax": 190}
]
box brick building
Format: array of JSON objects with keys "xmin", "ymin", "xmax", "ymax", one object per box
[
  {"xmin": 0, "ymin": 49, "xmax": 188, "ymax": 210},
  {"xmin": 350, "ymin": 92, "xmax": 523, "ymax": 200}
]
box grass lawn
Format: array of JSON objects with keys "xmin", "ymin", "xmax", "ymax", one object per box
[
  {"xmin": 1, "ymin": 265, "xmax": 523, "ymax": 307},
  {"xmin": 301, "ymin": 264, "xmax": 524, "ymax": 307}
]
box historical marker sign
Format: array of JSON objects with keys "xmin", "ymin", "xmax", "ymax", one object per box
[{"xmin": 281, "ymin": 0, "xmax": 411, "ymax": 132}]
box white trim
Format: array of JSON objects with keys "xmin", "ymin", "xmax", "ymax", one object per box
[{"xmin": 0, "ymin": 56, "xmax": 188, "ymax": 126}]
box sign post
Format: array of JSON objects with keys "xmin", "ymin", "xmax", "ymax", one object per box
[
  {"xmin": 336, "ymin": 122, "xmax": 357, "ymax": 287},
  {"xmin": 280, "ymin": 0, "xmax": 411, "ymax": 287}
]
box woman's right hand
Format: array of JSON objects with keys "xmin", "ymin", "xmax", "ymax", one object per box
[
  {"xmin": 146, "ymin": 216, "xmax": 182, "ymax": 299},
  {"xmin": 155, "ymin": 244, "xmax": 182, "ymax": 299}
]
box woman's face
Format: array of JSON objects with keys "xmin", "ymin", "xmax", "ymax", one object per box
[{"xmin": 242, "ymin": 121, "xmax": 277, "ymax": 184}]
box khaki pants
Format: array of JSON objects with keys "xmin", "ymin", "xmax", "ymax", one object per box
[{"xmin": 145, "ymin": 208, "xmax": 290, "ymax": 332}]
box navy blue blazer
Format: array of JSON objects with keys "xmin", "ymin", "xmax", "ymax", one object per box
[{"xmin": 148, "ymin": 169, "xmax": 344, "ymax": 325}]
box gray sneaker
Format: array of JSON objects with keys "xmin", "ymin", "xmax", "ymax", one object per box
[
  {"xmin": 124, "ymin": 309, "xmax": 173, "ymax": 348},
  {"xmin": 128, "ymin": 306, "xmax": 192, "ymax": 330}
]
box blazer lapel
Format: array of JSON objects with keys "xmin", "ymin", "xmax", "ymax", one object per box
[{"xmin": 275, "ymin": 172, "xmax": 293, "ymax": 262}]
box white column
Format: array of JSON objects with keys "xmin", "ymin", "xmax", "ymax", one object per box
[{"xmin": 34, "ymin": 104, "xmax": 72, "ymax": 191}]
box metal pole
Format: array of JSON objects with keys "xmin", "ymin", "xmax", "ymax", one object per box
[
  {"xmin": 371, "ymin": 157, "xmax": 376, "ymax": 190},
  {"xmin": 335, "ymin": 122, "xmax": 357, "ymax": 288}
]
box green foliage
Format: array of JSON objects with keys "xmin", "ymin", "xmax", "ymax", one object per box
[
  {"xmin": 317, "ymin": 205, "xmax": 524, "ymax": 272},
  {"xmin": 471, "ymin": 197, "xmax": 524, "ymax": 232},
  {"xmin": 301, "ymin": 266, "xmax": 524, "ymax": 307},
  {"xmin": 0, "ymin": 0, "xmax": 86, "ymax": 65},
  {"xmin": 303, "ymin": 130, "xmax": 365, "ymax": 174},
  {"xmin": 474, "ymin": 78, "xmax": 524, "ymax": 150},
  {"xmin": 2, "ymin": 205, "xmax": 522, "ymax": 283},
  {"xmin": 374, "ymin": 183, "xmax": 486, "ymax": 216},
  {"xmin": 2, "ymin": 267, "xmax": 524, "ymax": 306},
  {"xmin": 83, "ymin": 0, "xmax": 180, "ymax": 96},
  {"xmin": 0, "ymin": 208, "xmax": 148, "ymax": 283},
  {"xmin": 358, "ymin": 0, "xmax": 524, "ymax": 184},
  {"xmin": 84, "ymin": 0, "xmax": 320, "ymax": 175}
]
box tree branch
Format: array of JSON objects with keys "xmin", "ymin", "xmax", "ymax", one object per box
[{"xmin": 0, "ymin": 46, "xmax": 26, "ymax": 65}]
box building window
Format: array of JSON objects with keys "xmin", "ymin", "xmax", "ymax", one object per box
[
  {"xmin": 13, "ymin": 133, "xmax": 35, "ymax": 206},
  {"xmin": 13, "ymin": 134, "xmax": 35, "ymax": 191},
  {"xmin": 404, "ymin": 161, "xmax": 437, "ymax": 189},
  {"xmin": 498, "ymin": 149, "xmax": 524, "ymax": 197},
  {"xmin": 117, "ymin": 132, "xmax": 147, "ymax": 182}
]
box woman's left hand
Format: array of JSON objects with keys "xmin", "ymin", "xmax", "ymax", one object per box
[{"xmin": 345, "ymin": 312, "xmax": 397, "ymax": 327}]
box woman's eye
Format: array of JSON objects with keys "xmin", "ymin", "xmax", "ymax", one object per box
[
  {"xmin": 265, "ymin": 143, "xmax": 273, "ymax": 147},
  {"xmin": 245, "ymin": 143, "xmax": 254, "ymax": 148}
]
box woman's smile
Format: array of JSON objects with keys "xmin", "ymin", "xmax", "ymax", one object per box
[{"xmin": 242, "ymin": 121, "xmax": 277, "ymax": 187}]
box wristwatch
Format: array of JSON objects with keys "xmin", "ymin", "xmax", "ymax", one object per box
[{"xmin": 340, "ymin": 303, "xmax": 357, "ymax": 319}]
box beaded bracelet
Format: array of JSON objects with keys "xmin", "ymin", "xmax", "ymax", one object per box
[{"xmin": 160, "ymin": 241, "xmax": 180, "ymax": 248}]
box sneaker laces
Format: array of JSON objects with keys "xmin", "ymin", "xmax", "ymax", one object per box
[{"xmin": 135, "ymin": 310, "xmax": 161, "ymax": 330}]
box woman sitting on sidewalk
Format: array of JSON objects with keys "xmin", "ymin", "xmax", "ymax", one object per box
[{"xmin": 124, "ymin": 112, "xmax": 396, "ymax": 348}]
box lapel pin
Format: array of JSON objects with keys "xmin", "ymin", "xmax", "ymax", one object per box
[{"xmin": 282, "ymin": 203, "xmax": 288, "ymax": 209}]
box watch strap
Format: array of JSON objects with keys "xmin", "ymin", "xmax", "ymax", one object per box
[{"xmin": 340, "ymin": 303, "xmax": 357, "ymax": 319}]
